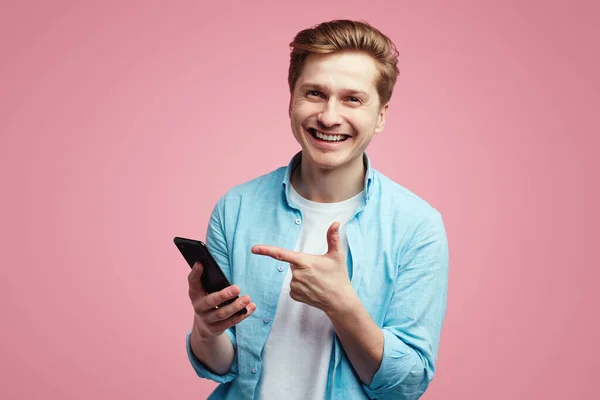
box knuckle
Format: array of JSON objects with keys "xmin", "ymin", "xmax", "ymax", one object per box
[
  {"xmin": 237, "ymin": 298, "xmax": 247, "ymax": 309},
  {"xmin": 204, "ymin": 296, "xmax": 214, "ymax": 308},
  {"xmin": 191, "ymin": 298, "xmax": 202, "ymax": 310}
]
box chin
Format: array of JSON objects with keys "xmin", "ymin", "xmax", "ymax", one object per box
[{"xmin": 303, "ymin": 148, "xmax": 348, "ymax": 169}]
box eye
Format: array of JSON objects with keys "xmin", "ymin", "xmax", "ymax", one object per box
[
  {"xmin": 347, "ymin": 96, "xmax": 361, "ymax": 103},
  {"xmin": 306, "ymin": 90, "xmax": 322, "ymax": 98}
]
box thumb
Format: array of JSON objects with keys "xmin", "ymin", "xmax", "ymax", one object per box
[
  {"xmin": 188, "ymin": 261, "xmax": 206, "ymax": 292},
  {"xmin": 326, "ymin": 222, "xmax": 342, "ymax": 256}
]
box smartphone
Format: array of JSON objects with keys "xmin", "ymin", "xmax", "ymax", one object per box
[{"xmin": 174, "ymin": 236, "xmax": 247, "ymax": 314}]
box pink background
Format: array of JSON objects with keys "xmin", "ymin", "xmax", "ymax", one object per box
[{"xmin": 1, "ymin": 0, "xmax": 599, "ymax": 399}]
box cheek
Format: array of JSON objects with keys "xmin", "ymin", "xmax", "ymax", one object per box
[
  {"xmin": 290, "ymin": 108, "xmax": 307, "ymax": 125},
  {"xmin": 357, "ymin": 113, "xmax": 382, "ymax": 134},
  {"xmin": 346, "ymin": 115, "xmax": 373, "ymax": 135}
]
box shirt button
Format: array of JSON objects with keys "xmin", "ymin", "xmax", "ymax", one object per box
[
  {"xmin": 263, "ymin": 317, "xmax": 270, "ymax": 324},
  {"xmin": 251, "ymin": 367, "xmax": 258, "ymax": 374},
  {"xmin": 295, "ymin": 218, "xmax": 302, "ymax": 225},
  {"xmin": 278, "ymin": 265, "xmax": 285, "ymax": 272}
]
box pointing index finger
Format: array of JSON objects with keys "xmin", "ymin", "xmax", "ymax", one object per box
[{"xmin": 251, "ymin": 245, "xmax": 303, "ymax": 266}]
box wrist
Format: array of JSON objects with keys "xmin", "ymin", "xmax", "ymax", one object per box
[{"xmin": 325, "ymin": 286, "xmax": 361, "ymax": 321}]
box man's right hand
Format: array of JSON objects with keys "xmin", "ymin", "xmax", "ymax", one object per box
[{"xmin": 188, "ymin": 261, "xmax": 256, "ymax": 341}]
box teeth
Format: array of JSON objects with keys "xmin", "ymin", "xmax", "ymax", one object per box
[{"xmin": 314, "ymin": 130, "xmax": 346, "ymax": 142}]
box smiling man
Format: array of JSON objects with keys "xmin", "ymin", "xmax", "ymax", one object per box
[{"xmin": 185, "ymin": 20, "xmax": 449, "ymax": 400}]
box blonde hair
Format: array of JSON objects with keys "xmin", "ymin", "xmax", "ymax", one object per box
[{"xmin": 288, "ymin": 19, "xmax": 400, "ymax": 107}]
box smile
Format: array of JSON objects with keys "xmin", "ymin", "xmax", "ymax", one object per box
[{"xmin": 307, "ymin": 128, "xmax": 350, "ymax": 142}]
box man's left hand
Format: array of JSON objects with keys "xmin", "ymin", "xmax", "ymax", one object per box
[{"xmin": 251, "ymin": 221, "xmax": 354, "ymax": 313}]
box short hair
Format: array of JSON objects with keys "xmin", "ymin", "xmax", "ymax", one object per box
[{"xmin": 288, "ymin": 19, "xmax": 400, "ymax": 107}]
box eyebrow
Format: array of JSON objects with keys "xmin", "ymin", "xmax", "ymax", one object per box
[{"xmin": 298, "ymin": 82, "xmax": 370, "ymax": 98}]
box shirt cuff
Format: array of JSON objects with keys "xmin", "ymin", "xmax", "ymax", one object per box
[
  {"xmin": 185, "ymin": 328, "xmax": 238, "ymax": 383},
  {"xmin": 362, "ymin": 329, "xmax": 430, "ymax": 399}
]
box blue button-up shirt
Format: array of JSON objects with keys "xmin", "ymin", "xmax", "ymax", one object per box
[{"xmin": 186, "ymin": 152, "xmax": 449, "ymax": 400}]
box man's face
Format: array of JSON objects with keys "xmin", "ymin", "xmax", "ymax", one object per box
[{"xmin": 289, "ymin": 51, "xmax": 388, "ymax": 172}]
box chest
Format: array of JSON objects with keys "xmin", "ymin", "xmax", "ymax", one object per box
[{"xmin": 230, "ymin": 210, "xmax": 399, "ymax": 323}]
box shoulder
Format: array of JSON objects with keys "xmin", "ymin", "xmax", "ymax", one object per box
[
  {"xmin": 371, "ymin": 170, "xmax": 448, "ymax": 267},
  {"xmin": 213, "ymin": 165, "xmax": 287, "ymax": 211},
  {"xmin": 373, "ymin": 169, "xmax": 443, "ymax": 223}
]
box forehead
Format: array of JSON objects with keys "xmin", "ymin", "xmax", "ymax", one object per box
[{"xmin": 295, "ymin": 51, "xmax": 379, "ymax": 94}]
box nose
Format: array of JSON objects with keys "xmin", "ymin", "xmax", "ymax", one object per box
[{"xmin": 317, "ymin": 101, "xmax": 343, "ymax": 127}]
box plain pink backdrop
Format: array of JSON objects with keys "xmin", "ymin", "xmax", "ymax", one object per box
[{"xmin": 1, "ymin": 0, "xmax": 599, "ymax": 399}]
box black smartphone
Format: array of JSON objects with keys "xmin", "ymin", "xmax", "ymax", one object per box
[{"xmin": 174, "ymin": 236, "xmax": 247, "ymax": 314}]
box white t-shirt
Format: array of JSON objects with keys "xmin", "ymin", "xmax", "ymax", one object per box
[{"xmin": 257, "ymin": 185, "xmax": 363, "ymax": 399}]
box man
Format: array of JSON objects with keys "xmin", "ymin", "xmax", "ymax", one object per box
[{"xmin": 185, "ymin": 19, "xmax": 449, "ymax": 400}]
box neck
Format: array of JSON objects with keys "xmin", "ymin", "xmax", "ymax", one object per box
[{"xmin": 291, "ymin": 155, "xmax": 366, "ymax": 203}]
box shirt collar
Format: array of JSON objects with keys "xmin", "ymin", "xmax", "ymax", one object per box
[{"xmin": 282, "ymin": 151, "xmax": 375, "ymax": 206}]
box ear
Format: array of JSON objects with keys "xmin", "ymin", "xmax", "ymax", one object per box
[{"xmin": 374, "ymin": 103, "xmax": 389, "ymax": 134}]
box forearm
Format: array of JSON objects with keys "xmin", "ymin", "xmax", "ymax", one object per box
[
  {"xmin": 189, "ymin": 315, "xmax": 235, "ymax": 375},
  {"xmin": 326, "ymin": 292, "xmax": 384, "ymax": 386}
]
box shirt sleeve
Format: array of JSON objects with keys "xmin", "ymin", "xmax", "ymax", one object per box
[
  {"xmin": 186, "ymin": 328, "xmax": 238, "ymax": 382},
  {"xmin": 185, "ymin": 195, "xmax": 239, "ymax": 382},
  {"xmin": 362, "ymin": 211, "xmax": 449, "ymax": 400}
]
